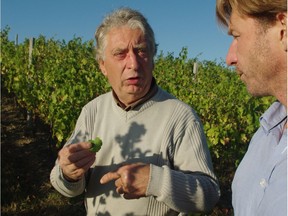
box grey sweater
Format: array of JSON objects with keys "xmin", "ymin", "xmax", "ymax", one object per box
[{"xmin": 50, "ymin": 87, "xmax": 220, "ymax": 215}]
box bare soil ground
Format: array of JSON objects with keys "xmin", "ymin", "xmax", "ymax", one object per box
[{"xmin": 1, "ymin": 89, "xmax": 85, "ymax": 216}]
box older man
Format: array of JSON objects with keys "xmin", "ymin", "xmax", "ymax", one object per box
[{"xmin": 50, "ymin": 7, "xmax": 220, "ymax": 215}]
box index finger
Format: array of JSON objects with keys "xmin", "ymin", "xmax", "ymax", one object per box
[
  {"xmin": 67, "ymin": 142, "xmax": 92, "ymax": 153},
  {"xmin": 100, "ymin": 172, "xmax": 121, "ymax": 184}
]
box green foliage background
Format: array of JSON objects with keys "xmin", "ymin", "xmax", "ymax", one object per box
[{"xmin": 1, "ymin": 27, "xmax": 274, "ymax": 210}]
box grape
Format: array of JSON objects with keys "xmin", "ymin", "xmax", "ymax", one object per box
[{"xmin": 89, "ymin": 137, "xmax": 102, "ymax": 152}]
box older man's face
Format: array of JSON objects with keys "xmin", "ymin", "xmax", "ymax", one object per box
[{"xmin": 99, "ymin": 26, "xmax": 154, "ymax": 106}]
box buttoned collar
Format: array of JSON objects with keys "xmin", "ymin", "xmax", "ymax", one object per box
[{"xmin": 260, "ymin": 101, "xmax": 287, "ymax": 135}]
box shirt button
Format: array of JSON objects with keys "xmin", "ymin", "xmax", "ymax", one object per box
[{"xmin": 260, "ymin": 178, "xmax": 268, "ymax": 188}]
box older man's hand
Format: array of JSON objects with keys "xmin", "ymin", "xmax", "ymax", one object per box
[
  {"xmin": 58, "ymin": 142, "xmax": 96, "ymax": 182},
  {"xmin": 100, "ymin": 163, "xmax": 150, "ymax": 199}
]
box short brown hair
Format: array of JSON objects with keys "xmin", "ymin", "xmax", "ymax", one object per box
[{"xmin": 216, "ymin": 0, "xmax": 287, "ymax": 28}]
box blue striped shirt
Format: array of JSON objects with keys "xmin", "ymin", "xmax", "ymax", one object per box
[{"xmin": 232, "ymin": 101, "xmax": 287, "ymax": 216}]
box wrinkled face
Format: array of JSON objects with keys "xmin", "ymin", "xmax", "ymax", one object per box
[
  {"xmin": 226, "ymin": 10, "xmax": 285, "ymax": 97},
  {"xmin": 99, "ymin": 26, "xmax": 154, "ymax": 106}
]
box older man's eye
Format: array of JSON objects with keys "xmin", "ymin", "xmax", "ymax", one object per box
[
  {"xmin": 137, "ymin": 48, "xmax": 148, "ymax": 57},
  {"xmin": 114, "ymin": 51, "xmax": 126, "ymax": 59}
]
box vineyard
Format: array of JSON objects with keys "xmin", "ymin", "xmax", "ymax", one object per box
[{"xmin": 1, "ymin": 27, "xmax": 274, "ymax": 215}]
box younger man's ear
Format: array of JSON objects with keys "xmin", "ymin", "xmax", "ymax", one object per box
[{"xmin": 278, "ymin": 12, "xmax": 287, "ymax": 51}]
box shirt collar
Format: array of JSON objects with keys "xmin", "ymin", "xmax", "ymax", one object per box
[
  {"xmin": 113, "ymin": 77, "xmax": 158, "ymax": 111},
  {"xmin": 260, "ymin": 101, "xmax": 287, "ymax": 134}
]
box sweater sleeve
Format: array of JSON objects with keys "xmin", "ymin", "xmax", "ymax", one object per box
[
  {"xmin": 50, "ymin": 106, "xmax": 90, "ymax": 198},
  {"xmin": 50, "ymin": 163, "xmax": 86, "ymax": 197},
  {"xmin": 146, "ymin": 115, "xmax": 220, "ymax": 214}
]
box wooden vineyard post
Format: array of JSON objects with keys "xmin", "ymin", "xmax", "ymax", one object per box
[
  {"xmin": 193, "ymin": 62, "xmax": 199, "ymax": 80},
  {"xmin": 26, "ymin": 37, "xmax": 35, "ymax": 133}
]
